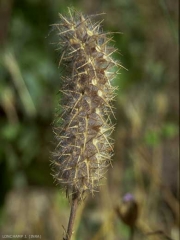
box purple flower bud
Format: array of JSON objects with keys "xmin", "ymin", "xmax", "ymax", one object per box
[{"xmin": 123, "ymin": 193, "xmax": 135, "ymax": 202}]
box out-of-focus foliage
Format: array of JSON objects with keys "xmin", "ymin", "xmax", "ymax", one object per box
[{"xmin": 0, "ymin": 0, "xmax": 179, "ymax": 240}]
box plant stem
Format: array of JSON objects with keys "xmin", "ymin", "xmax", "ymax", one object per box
[
  {"xmin": 64, "ymin": 192, "xmax": 79, "ymax": 240},
  {"xmin": 129, "ymin": 226, "xmax": 134, "ymax": 240}
]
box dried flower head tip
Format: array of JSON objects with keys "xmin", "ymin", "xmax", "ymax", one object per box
[{"xmin": 51, "ymin": 8, "xmax": 121, "ymax": 199}]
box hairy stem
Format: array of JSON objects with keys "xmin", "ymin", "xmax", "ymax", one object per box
[{"xmin": 64, "ymin": 192, "xmax": 79, "ymax": 240}]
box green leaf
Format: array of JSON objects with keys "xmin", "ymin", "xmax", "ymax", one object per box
[
  {"xmin": 144, "ymin": 130, "xmax": 161, "ymax": 147},
  {"xmin": 161, "ymin": 123, "xmax": 178, "ymax": 138}
]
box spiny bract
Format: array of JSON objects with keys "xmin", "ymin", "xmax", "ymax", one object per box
[{"xmin": 52, "ymin": 8, "xmax": 121, "ymax": 198}]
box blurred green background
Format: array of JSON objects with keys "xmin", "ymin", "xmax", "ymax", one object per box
[{"xmin": 0, "ymin": 0, "xmax": 179, "ymax": 240}]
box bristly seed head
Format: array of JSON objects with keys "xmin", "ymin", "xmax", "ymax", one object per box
[{"xmin": 51, "ymin": 8, "xmax": 121, "ymax": 199}]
